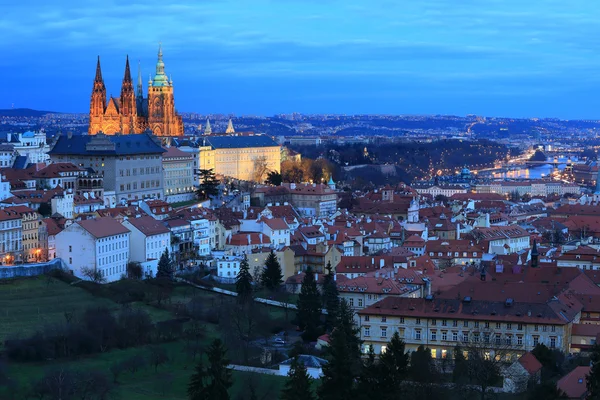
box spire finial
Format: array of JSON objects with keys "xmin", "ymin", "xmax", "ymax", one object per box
[
  {"xmin": 137, "ymin": 60, "xmax": 143, "ymax": 97},
  {"xmin": 158, "ymin": 42, "xmax": 163, "ymax": 59}
]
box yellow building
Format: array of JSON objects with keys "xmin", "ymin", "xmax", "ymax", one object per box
[{"xmin": 199, "ymin": 135, "xmax": 281, "ymax": 182}]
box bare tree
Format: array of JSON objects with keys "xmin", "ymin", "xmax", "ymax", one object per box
[
  {"xmin": 80, "ymin": 266, "xmax": 106, "ymax": 284},
  {"xmin": 253, "ymin": 156, "xmax": 269, "ymax": 182},
  {"xmin": 462, "ymin": 330, "xmax": 515, "ymax": 400}
]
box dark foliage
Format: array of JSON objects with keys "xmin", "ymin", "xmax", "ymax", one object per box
[
  {"xmin": 296, "ymin": 266, "xmax": 322, "ymax": 342},
  {"xmin": 188, "ymin": 338, "xmax": 233, "ymax": 400},
  {"xmin": 261, "ymin": 250, "xmax": 283, "ymax": 292}
]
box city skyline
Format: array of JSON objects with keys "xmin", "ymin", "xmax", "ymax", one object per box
[{"xmin": 3, "ymin": 1, "xmax": 600, "ymax": 119}]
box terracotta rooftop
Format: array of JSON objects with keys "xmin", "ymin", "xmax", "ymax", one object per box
[
  {"xmin": 517, "ymin": 352, "xmax": 542, "ymax": 375},
  {"xmin": 77, "ymin": 217, "xmax": 130, "ymax": 239},
  {"xmin": 557, "ymin": 366, "xmax": 590, "ymax": 399},
  {"xmin": 125, "ymin": 216, "xmax": 171, "ymax": 236}
]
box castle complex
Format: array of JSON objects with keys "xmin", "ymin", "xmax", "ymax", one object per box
[{"xmin": 88, "ymin": 45, "xmax": 183, "ymax": 137}]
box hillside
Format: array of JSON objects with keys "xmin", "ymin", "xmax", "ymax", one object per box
[{"xmin": 0, "ymin": 108, "xmax": 61, "ymax": 117}]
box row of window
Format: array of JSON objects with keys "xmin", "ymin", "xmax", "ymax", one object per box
[
  {"xmin": 362, "ymin": 316, "xmax": 557, "ymax": 332},
  {"xmin": 429, "ymin": 251, "xmax": 477, "ymax": 257},
  {"xmin": 119, "ymin": 180, "xmax": 161, "ymax": 191},
  {"xmin": 363, "ymin": 327, "xmax": 558, "ymax": 348},
  {"xmin": 119, "ymin": 166, "xmax": 161, "ymax": 177}
]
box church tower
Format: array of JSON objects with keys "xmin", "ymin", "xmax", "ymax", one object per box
[
  {"xmin": 147, "ymin": 44, "xmax": 184, "ymax": 136},
  {"xmin": 226, "ymin": 118, "xmax": 235, "ymax": 134},
  {"xmin": 119, "ymin": 56, "xmax": 137, "ymax": 134},
  {"xmin": 89, "ymin": 57, "xmax": 107, "ymax": 134}
]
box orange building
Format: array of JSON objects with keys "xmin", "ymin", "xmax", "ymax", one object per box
[{"xmin": 89, "ymin": 45, "xmax": 184, "ymax": 137}]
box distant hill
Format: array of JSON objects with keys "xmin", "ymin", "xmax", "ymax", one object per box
[{"xmin": 0, "ymin": 108, "xmax": 62, "ymax": 117}]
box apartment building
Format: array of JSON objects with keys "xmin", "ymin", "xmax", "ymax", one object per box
[
  {"xmin": 357, "ymin": 296, "xmax": 578, "ymax": 359},
  {"xmin": 56, "ymin": 217, "xmax": 130, "ymax": 283},
  {"xmin": 162, "ymin": 146, "xmax": 195, "ymax": 203}
]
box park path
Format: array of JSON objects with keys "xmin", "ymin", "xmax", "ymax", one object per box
[{"xmin": 174, "ymin": 277, "xmax": 311, "ymax": 311}]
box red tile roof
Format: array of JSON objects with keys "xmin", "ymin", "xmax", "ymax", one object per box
[
  {"xmin": 517, "ymin": 352, "xmax": 542, "ymax": 375},
  {"xmin": 78, "ymin": 217, "xmax": 130, "ymax": 238},
  {"xmin": 125, "ymin": 216, "xmax": 170, "ymax": 236},
  {"xmin": 557, "ymin": 366, "xmax": 590, "ymax": 399}
]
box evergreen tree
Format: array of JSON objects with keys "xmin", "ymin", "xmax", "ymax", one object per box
[
  {"xmin": 261, "ymin": 250, "xmax": 283, "ymax": 291},
  {"xmin": 265, "ymin": 171, "xmax": 283, "ymax": 186},
  {"xmin": 356, "ymin": 346, "xmax": 381, "ymax": 400},
  {"xmin": 318, "ymin": 299, "xmax": 362, "ymax": 400},
  {"xmin": 378, "ymin": 331, "xmax": 409, "ymax": 399},
  {"xmin": 409, "ymin": 345, "xmax": 437, "ymax": 383},
  {"xmin": 197, "ymin": 169, "xmax": 220, "ymax": 199},
  {"xmin": 452, "ymin": 345, "xmax": 469, "ymax": 385},
  {"xmin": 588, "ymin": 344, "xmax": 600, "ymax": 399},
  {"xmin": 235, "ymin": 255, "xmax": 253, "ymax": 304},
  {"xmin": 156, "ymin": 248, "xmax": 173, "ymax": 279},
  {"xmin": 188, "ymin": 339, "xmax": 232, "ymax": 400},
  {"xmin": 296, "ymin": 266, "xmax": 322, "ymax": 342},
  {"xmin": 322, "ymin": 261, "xmax": 339, "ymax": 330},
  {"xmin": 280, "ymin": 357, "xmax": 316, "ymax": 400}
]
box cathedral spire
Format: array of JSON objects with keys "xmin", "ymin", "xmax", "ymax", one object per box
[
  {"xmin": 123, "ymin": 55, "xmax": 132, "ymax": 83},
  {"xmin": 94, "ymin": 56, "xmax": 103, "ymax": 83},
  {"xmin": 152, "ymin": 43, "xmax": 168, "ymax": 87},
  {"xmin": 137, "ymin": 60, "xmax": 143, "ymax": 98},
  {"xmin": 204, "ymin": 118, "xmax": 212, "ymax": 135}
]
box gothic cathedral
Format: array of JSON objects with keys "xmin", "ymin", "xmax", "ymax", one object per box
[{"xmin": 88, "ymin": 45, "xmax": 184, "ymax": 137}]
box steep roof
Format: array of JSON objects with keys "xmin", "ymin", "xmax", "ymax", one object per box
[
  {"xmin": 517, "ymin": 352, "xmax": 542, "ymax": 375},
  {"xmin": 557, "ymin": 366, "xmax": 590, "ymax": 399}
]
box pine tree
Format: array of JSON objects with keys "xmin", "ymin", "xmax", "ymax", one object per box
[
  {"xmin": 280, "ymin": 357, "xmax": 316, "ymax": 400},
  {"xmin": 235, "ymin": 255, "xmax": 253, "ymax": 304},
  {"xmin": 409, "ymin": 345, "xmax": 437, "ymax": 383},
  {"xmin": 156, "ymin": 248, "xmax": 173, "ymax": 279},
  {"xmin": 261, "ymin": 250, "xmax": 283, "ymax": 291},
  {"xmin": 197, "ymin": 168, "xmax": 220, "ymax": 200},
  {"xmin": 318, "ymin": 299, "xmax": 362, "ymax": 400},
  {"xmin": 296, "ymin": 266, "xmax": 322, "ymax": 342},
  {"xmin": 588, "ymin": 344, "xmax": 600, "ymax": 398},
  {"xmin": 356, "ymin": 346, "xmax": 381, "ymax": 400},
  {"xmin": 453, "ymin": 345, "xmax": 469, "ymax": 384},
  {"xmin": 321, "ymin": 261, "xmax": 339, "ymax": 330},
  {"xmin": 187, "ymin": 339, "xmax": 232, "ymax": 400},
  {"xmin": 378, "ymin": 331, "xmax": 409, "ymax": 399}
]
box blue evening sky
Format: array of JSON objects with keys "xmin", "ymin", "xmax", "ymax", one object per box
[{"xmin": 2, "ymin": 0, "xmax": 600, "ymax": 118}]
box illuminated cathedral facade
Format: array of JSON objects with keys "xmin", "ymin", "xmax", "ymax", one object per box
[{"xmin": 88, "ymin": 45, "xmax": 184, "ymax": 137}]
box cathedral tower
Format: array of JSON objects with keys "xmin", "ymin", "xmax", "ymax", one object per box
[
  {"xmin": 119, "ymin": 56, "xmax": 137, "ymax": 134},
  {"xmin": 147, "ymin": 44, "xmax": 184, "ymax": 136},
  {"xmin": 89, "ymin": 57, "xmax": 107, "ymax": 134}
]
